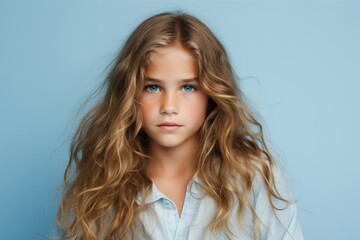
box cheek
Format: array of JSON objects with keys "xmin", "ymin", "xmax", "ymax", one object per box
[
  {"xmin": 139, "ymin": 105, "xmax": 149, "ymax": 121},
  {"xmin": 139, "ymin": 97, "xmax": 156, "ymax": 121},
  {"xmin": 187, "ymin": 96, "xmax": 208, "ymax": 119}
]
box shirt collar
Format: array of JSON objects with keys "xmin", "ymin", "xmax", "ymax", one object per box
[
  {"xmin": 135, "ymin": 181, "xmax": 165, "ymax": 205},
  {"xmin": 135, "ymin": 175, "xmax": 202, "ymax": 205}
]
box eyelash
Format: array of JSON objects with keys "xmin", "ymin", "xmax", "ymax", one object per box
[{"xmin": 144, "ymin": 84, "xmax": 198, "ymax": 93}]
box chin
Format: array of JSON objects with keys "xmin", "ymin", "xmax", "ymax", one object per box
[
  {"xmin": 158, "ymin": 142, "xmax": 183, "ymax": 149},
  {"xmin": 151, "ymin": 138, "xmax": 184, "ymax": 149}
]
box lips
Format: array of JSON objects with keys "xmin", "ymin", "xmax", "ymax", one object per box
[
  {"xmin": 157, "ymin": 122, "xmax": 182, "ymax": 127},
  {"xmin": 157, "ymin": 122, "xmax": 183, "ymax": 130}
]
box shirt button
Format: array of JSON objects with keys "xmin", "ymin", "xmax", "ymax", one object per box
[{"xmin": 164, "ymin": 199, "xmax": 172, "ymax": 207}]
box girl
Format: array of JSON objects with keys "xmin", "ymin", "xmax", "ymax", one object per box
[{"xmin": 58, "ymin": 12, "xmax": 303, "ymax": 240}]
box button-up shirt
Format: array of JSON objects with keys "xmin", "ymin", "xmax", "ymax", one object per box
[{"xmin": 135, "ymin": 168, "xmax": 303, "ymax": 240}]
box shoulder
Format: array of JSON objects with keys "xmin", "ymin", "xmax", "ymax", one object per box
[
  {"xmin": 251, "ymin": 163, "xmax": 291, "ymax": 200},
  {"xmin": 251, "ymin": 164, "xmax": 304, "ymax": 240}
]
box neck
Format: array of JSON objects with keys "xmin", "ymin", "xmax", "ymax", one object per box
[{"xmin": 146, "ymin": 138, "xmax": 198, "ymax": 179}]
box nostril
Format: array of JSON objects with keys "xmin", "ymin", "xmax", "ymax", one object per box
[{"xmin": 160, "ymin": 108, "xmax": 178, "ymax": 115}]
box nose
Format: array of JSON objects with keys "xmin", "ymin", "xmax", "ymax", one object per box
[{"xmin": 160, "ymin": 92, "xmax": 178, "ymax": 116}]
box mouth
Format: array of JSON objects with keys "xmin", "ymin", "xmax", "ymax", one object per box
[{"xmin": 157, "ymin": 122, "xmax": 183, "ymax": 130}]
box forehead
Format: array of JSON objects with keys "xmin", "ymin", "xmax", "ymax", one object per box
[{"xmin": 144, "ymin": 44, "xmax": 198, "ymax": 80}]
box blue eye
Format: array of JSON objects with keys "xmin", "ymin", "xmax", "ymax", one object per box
[
  {"xmin": 145, "ymin": 85, "xmax": 160, "ymax": 92},
  {"xmin": 182, "ymin": 85, "xmax": 196, "ymax": 92}
]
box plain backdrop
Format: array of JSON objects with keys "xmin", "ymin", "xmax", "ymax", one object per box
[{"xmin": 1, "ymin": 0, "xmax": 359, "ymax": 239}]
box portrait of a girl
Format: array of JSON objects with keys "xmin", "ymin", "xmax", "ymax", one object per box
[{"xmin": 57, "ymin": 12, "xmax": 303, "ymax": 240}]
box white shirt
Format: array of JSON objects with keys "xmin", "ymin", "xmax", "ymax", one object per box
[{"xmin": 135, "ymin": 168, "xmax": 303, "ymax": 240}]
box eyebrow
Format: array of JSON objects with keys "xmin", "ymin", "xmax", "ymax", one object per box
[{"xmin": 144, "ymin": 77, "xmax": 198, "ymax": 83}]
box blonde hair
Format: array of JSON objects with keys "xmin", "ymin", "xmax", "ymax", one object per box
[{"xmin": 58, "ymin": 12, "xmax": 289, "ymax": 240}]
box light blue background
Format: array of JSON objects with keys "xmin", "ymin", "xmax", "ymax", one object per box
[{"xmin": 1, "ymin": 0, "xmax": 359, "ymax": 239}]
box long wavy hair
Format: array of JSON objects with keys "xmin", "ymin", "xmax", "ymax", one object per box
[{"xmin": 57, "ymin": 12, "xmax": 289, "ymax": 240}]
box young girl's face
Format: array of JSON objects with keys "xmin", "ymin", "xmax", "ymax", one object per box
[{"xmin": 139, "ymin": 44, "xmax": 208, "ymax": 150}]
